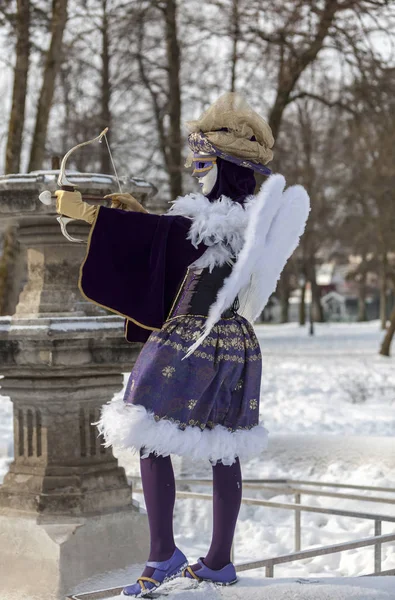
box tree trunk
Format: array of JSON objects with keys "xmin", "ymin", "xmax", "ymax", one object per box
[
  {"xmin": 277, "ymin": 269, "xmax": 290, "ymax": 323},
  {"xmin": 312, "ymin": 282, "xmax": 324, "ymax": 322},
  {"xmin": 164, "ymin": 0, "xmax": 182, "ymax": 199},
  {"xmin": 280, "ymin": 291, "xmax": 289, "ymax": 323},
  {"xmin": 59, "ymin": 63, "xmax": 71, "ymax": 151},
  {"xmin": 380, "ymin": 253, "xmax": 388, "ymax": 330},
  {"xmin": 306, "ymin": 257, "xmax": 324, "ymax": 322},
  {"xmin": 28, "ymin": 0, "xmax": 68, "ymax": 172},
  {"xmin": 357, "ymin": 276, "xmax": 368, "ymax": 322},
  {"xmin": 379, "ymin": 305, "xmax": 395, "ymax": 357},
  {"xmin": 100, "ymin": 0, "xmax": 111, "ymax": 174},
  {"xmin": 5, "ymin": 0, "xmax": 30, "ymax": 174},
  {"xmin": 0, "ymin": 226, "xmax": 20, "ymax": 316},
  {"xmin": 309, "ymin": 296, "xmax": 315, "ymax": 336},
  {"xmin": 268, "ymin": 0, "xmax": 338, "ymax": 139},
  {"xmin": 299, "ymin": 280, "xmax": 306, "ymax": 326},
  {"xmin": 230, "ymin": 0, "xmax": 239, "ymax": 92},
  {"xmin": 311, "ymin": 282, "xmax": 324, "ymax": 321}
]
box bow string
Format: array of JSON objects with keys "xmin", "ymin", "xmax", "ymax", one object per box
[
  {"xmin": 58, "ymin": 127, "xmax": 122, "ymax": 192},
  {"xmin": 39, "ymin": 127, "xmax": 122, "ymax": 243}
]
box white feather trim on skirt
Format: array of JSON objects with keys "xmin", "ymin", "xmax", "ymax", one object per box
[{"xmin": 97, "ymin": 397, "xmax": 269, "ymax": 466}]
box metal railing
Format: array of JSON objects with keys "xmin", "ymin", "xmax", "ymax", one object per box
[
  {"xmin": 66, "ymin": 479, "xmax": 395, "ymax": 600},
  {"xmin": 131, "ymin": 477, "xmax": 395, "ymax": 577},
  {"xmin": 236, "ymin": 533, "xmax": 395, "ymax": 578},
  {"xmin": 130, "ymin": 476, "xmax": 395, "ymax": 498},
  {"xmin": 277, "ymin": 479, "xmax": 395, "ymax": 494}
]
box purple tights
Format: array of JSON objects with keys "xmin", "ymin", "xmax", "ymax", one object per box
[
  {"xmin": 139, "ymin": 451, "xmax": 242, "ymax": 580},
  {"xmin": 139, "ymin": 452, "xmax": 176, "ymax": 580},
  {"xmin": 203, "ymin": 457, "xmax": 242, "ymax": 569}
]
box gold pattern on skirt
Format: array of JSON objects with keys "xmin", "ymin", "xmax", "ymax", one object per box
[
  {"xmin": 162, "ymin": 366, "xmax": 176, "ymax": 378},
  {"xmin": 149, "ymin": 335, "xmax": 261, "ymax": 363},
  {"xmin": 158, "ymin": 317, "xmax": 260, "ymax": 352},
  {"xmin": 153, "ymin": 413, "xmax": 256, "ymax": 432},
  {"xmin": 234, "ymin": 378, "xmax": 244, "ymax": 391}
]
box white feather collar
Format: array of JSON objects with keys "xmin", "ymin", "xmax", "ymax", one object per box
[{"xmin": 166, "ymin": 192, "xmax": 254, "ymax": 271}]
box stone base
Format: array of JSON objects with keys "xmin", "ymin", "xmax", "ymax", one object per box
[{"xmin": 0, "ymin": 507, "xmax": 149, "ymax": 600}]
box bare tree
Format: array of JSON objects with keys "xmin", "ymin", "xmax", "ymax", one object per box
[
  {"xmin": 117, "ymin": 0, "xmax": 184, "ymax": 198},
  {"xmin": 255, "ymin": 0, "xmax": 391, "ymax": 139},
  {"xmin": 274, "ymin": 94, "xmax": 346, "ymax": 323},
  {"xmin": 342, "ymin": 69, "xmax": 395, "ymax": 330},
  {"xmin": 380, "ymin": 268, "xmax": 395, "ymax": 356},
  {"xmin": 380, "ymin": 309, "xmax": 395, "ymax": 356},
  {"xmin": 229, "ymin": 0, "xmax": 240, "ymax": 92},
  {"xmin": 5, "ymin": 0, "xmax": 390, "ymax": 203},
  {"xmin": 164, "ymin": 0, "xmax": 182, "ymax": 198},
  {"xmin": 5, "ymin": 0, "xmax": 30, "ymax": 174},
  {"xmin": 28, "ymin": 0, "xmax": 69, "ymax": 172},
  {"xmin": 99, "ymin": 0, "xmax": 112, "ymax": 173},
  {"xmin": 267, "ymin": 0, "xmax": 341, "ymax": 139}
]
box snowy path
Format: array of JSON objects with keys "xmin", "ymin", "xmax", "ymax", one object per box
[{"xmin": 69, "ymin": 575, "xmax": 395, "ymax": 600}]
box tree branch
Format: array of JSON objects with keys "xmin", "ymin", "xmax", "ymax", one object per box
[{"xmin": 288, "ymin": 91, "xmax": 358, "ymax": 114}]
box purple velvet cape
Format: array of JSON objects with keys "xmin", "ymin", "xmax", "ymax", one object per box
[{"xmin": 79, "ymin": 206, "xmax": 207, "ymax": 343}]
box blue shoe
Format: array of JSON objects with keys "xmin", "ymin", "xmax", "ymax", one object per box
[
  {"xmin": 182, "ymin": 558, "xmax": 238, "ymax": 586},
  {"xmin": 122, "ymin": 547, "xmax": 188, "ymax": 597}
]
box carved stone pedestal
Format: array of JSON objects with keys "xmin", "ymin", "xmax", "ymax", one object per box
[
  {"xmin": 0, "ymin": 316, "xmax": 149, "ymax": 599},
  {"xmin": 0, "ymin": 509, "xmax": 147, "ymax": 600},
  {"xmin": 0, "ymin": 173, "xmax": 156, "ymax": 599}
]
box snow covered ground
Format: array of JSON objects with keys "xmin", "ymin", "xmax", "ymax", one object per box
[
  {"xmin": 69, "ymin": 575, "xmax": 395, "ymax": 599},
  {"xmin": 110, "ymin": 322, "xmax": 395, "ymax": 574},
  {"xmin": 1, "ymin": 321, "xmax": 395, "ymax": 598}
]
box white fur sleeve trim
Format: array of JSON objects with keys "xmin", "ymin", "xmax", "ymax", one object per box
[{"xmin": 97, "ymin": 397, "xmax": 269, "ymax": 466}]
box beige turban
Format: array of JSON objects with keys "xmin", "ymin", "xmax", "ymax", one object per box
[{"xmin": 186, "ymin": 92, "xmax": 274, "ymax": 167}]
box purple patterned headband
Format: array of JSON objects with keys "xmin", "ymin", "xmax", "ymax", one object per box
[{"xmin": 188, "ymin": 131, "xmax": 272, "ymax": 176}]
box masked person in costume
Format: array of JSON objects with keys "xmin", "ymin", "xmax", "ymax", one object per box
[{"xmin": 55, "ymin": 93, "xmax": 310, "ymax": 597}]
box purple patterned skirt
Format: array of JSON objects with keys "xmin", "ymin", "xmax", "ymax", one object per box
[{"xmin": 99, "ymin": 314, "xmax": 269, "ymax": 465}]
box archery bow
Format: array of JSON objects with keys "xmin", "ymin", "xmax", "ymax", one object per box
[{"xmin": 39, "ymin": 127, "xmax": 122, "ymax": 243}]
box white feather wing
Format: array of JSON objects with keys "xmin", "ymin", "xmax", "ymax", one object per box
[
  {"xmin": 182, "ymin": 173, "xmax": 287, "ymax": 358},
  {"xmin": 239, "ymin": 184, "xmax": 310, "ymax": 322}
]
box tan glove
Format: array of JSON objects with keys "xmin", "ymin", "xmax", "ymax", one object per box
[
  {"xmin": 104, "ymin": 193, "xmax": 148, "ymax": 213},
  {"xmin": 55, "ymin": 190, "xmax": 97, "ymax": 224}
]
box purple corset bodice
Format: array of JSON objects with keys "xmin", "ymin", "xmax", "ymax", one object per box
[{"xmin": 167, "ymin": 263, "xmax": 239, "ymax": 321}]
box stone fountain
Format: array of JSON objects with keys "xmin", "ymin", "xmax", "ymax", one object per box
[{"xmin": 0, "ymin": 171, "xmax": 156, "ymax": 599}]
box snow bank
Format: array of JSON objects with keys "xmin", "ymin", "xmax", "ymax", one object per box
[
  {"xmin": 70, "ymin": 575, "xmax": 395, "ymax": 600},
  {"xmin": 160, "ymin": 576, "xmax": 395, "ymax": 599}
]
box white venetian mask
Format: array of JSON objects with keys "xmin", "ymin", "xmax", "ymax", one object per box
[
  {"xmin": 199, "ymin": 163, "xmax": 218, "ymax": 194},
  {"xmin": 191, "ymin": 156, "xmax": 218, "ymax": 195}
]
